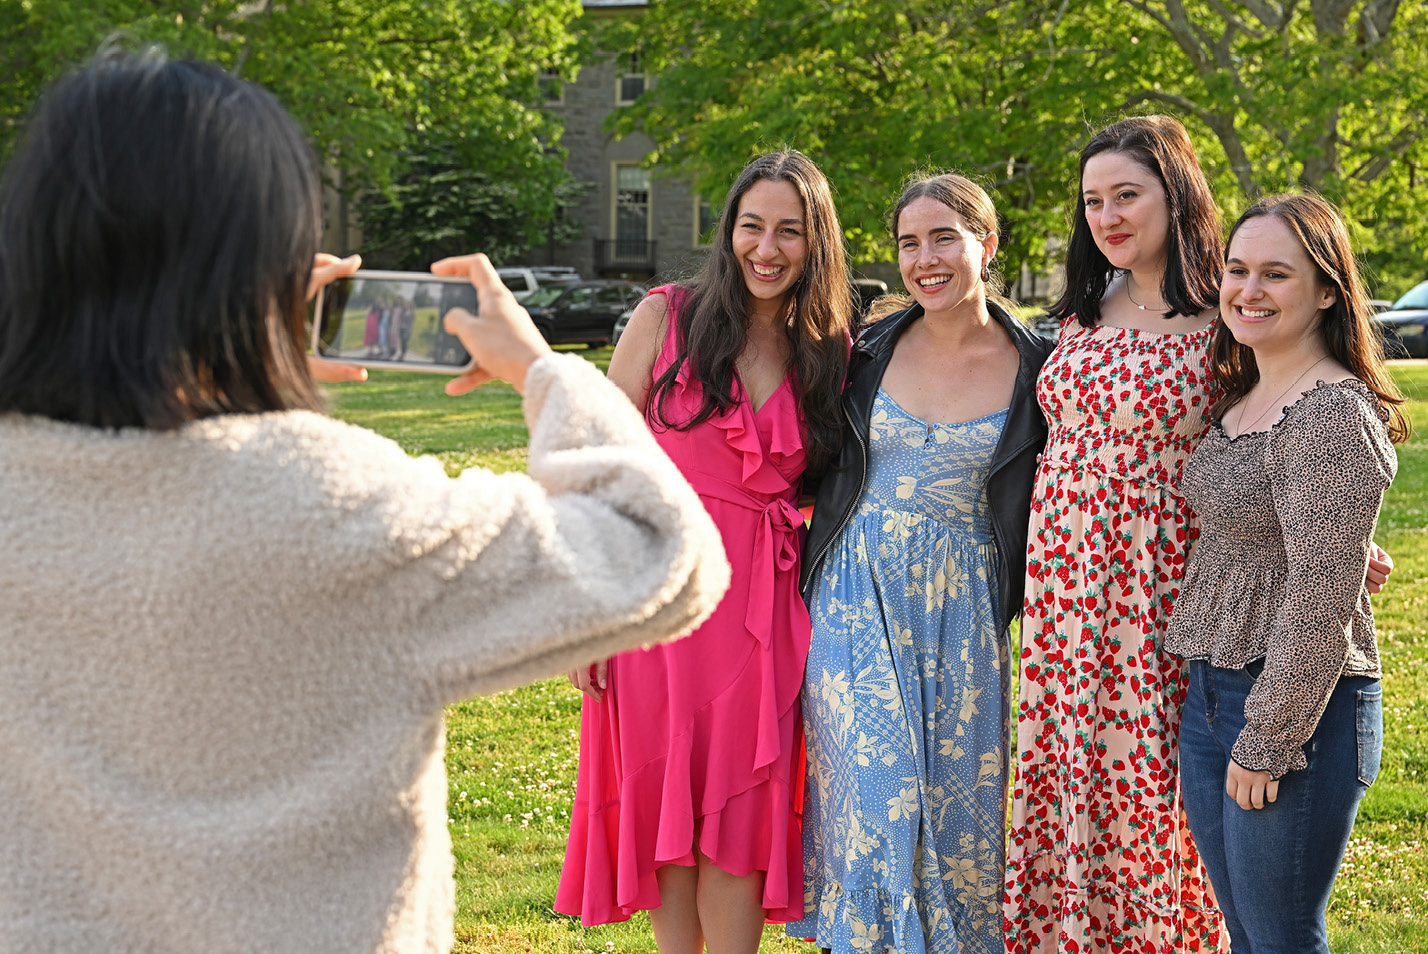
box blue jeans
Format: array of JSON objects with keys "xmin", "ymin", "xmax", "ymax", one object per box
[{"xmin": 1178, "ymin": 660, "xmax": 1381, "ymax": 954}]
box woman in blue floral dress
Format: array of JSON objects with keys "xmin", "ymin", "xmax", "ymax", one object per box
[{"xmin": 787, "ymin": 174, "xmax": 1050, "ymax": 954}]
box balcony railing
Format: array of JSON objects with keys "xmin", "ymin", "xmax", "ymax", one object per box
[{"xmin": 594, "ymin": 238, "xmax": 657, "ymax": 275}]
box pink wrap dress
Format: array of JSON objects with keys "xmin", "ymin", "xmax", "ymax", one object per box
[{"xmin": 555, "ymin": 285, "xmax": 810, "ymax": 925}]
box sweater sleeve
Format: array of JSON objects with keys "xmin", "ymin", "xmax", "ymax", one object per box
[
  {"xmin": 1231, "ymin": 388, "xmax": 1394, "ymax": 778},
  {"xmin": 383, "ymin": 352, "xmax": 730, "ymax": 702}
]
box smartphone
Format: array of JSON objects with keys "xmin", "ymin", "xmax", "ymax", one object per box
[{"xmin": 311, "ymin": 269, "xmax": 477, "ymax": 373}]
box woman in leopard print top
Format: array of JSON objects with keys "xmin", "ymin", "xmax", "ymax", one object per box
[{"xmin": 1165, "ymin": 193, "xmax": 1410, "ymax": 954}]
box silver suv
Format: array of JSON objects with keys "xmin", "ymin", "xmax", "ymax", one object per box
[{"xmin": 497, "ymin": 266, "xmax": 581, "ymax": 303}]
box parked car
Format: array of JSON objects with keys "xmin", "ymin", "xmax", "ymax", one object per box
[
  {"xmin": 611, "ymin": 302, "xmax": 637, "ymax": 348},
  {"xmin": 497, "ymin": 266, "xmax": 581, "ymax": 303},
  {"xmin": 1372, "ymin": 279, "xmax": 1428, "ymax": 358},
  {"xmin": 524, "ymin": 280, "xmax": 646, "ymax": 347}
]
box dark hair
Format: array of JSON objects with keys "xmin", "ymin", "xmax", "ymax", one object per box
[
  {"xmin": 1050, "ymin": 115, "xmax": 1222, "ymax": 328},
  {"xmin": 890, "ymin": 171, "xmax": 1013, "ymax": 311},
  {"xmin": 1209, "ymin": 193, "xmax": 1409, "ymax": 443},
  {"xmin": 648, "ymin": 150, "xmax": 853, "ymax": 476},
  {"xmin": 0, "ymin": 48, "xmax": 323, "ymax": 429}
]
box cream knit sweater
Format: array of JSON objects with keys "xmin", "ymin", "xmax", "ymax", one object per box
[{"xmin": 0, "ymin": 353, "xmax": 729, "ymax": 954}]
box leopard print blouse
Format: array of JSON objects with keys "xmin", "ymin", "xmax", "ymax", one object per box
[{"xmin": 1165, "ymin": 378, "xmax": 1396, "ymax": 779}]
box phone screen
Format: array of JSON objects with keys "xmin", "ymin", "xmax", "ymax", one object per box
[{"xmin": 312, "ymin": 270, "xmax": 477, "ymax": 372}]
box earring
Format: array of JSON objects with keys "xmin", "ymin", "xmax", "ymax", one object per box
[{"xmin": 980, "ymin": 265, "xmax": 990, "ymax": 283}]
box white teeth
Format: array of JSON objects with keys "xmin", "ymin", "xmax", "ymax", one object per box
[
  {"xmin": 918, "ymin": 276, "xmax": 950, "ymax": 288},
  {"xmin": 1240, "ymin": 307, "xmax": 1274, "ymax": 318},
  {"xmin": 751, "ymin": 263, "xmax": 783, "ymax": 277}
]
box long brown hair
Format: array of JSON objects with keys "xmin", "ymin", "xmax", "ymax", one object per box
[
  {"xmin": 648, "ymin": 150, "xmax": 853, "ymax": 476},
  {"xmin": 1049, "ymin": 115, "xmax": 1222, "ymax": 329},
  {"xmin": 1209, "ymin": 193, "xmax": 1410, "ymax": 443}
]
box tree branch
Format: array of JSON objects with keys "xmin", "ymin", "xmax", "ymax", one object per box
[
  {"xmin": 1348, "ymin": 122, "xmax": 1423, "ymax": 182},
  {"xmin": 229, "ymin": 0, "xmax": 275, "ymax": 78},
  {"xmin": 1123, "ymin": 90, "xmax": 1259, "ymax": 196}
]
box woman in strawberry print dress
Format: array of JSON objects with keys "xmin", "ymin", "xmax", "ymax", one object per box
[
  {"xmin": 1001, "ymin": 115, "xmax": 1232, "ymax": 953},
  {"xmin": 555, "ymin": 151, "xmax": 854, "ymax": 954},
  {"xmin": 1001, "ymin": 117, "xmax": 1394, "ymax": 954}
]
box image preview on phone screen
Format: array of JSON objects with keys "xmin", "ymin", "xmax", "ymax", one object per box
[{"xmin": 313, "ymin": 271, "xmax": 477, "ymax": 372}]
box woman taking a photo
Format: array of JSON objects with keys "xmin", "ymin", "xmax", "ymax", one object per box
[
  {"xmin": 1167, "ymin": 193, "xmax": 1405, "ymax": 953},
  {"xmin": 557, "ymin": 151, "xmax": 854, "ymax": 954},
  {"xmin": 0, "ymin": 50, "xmax": 727, "ymax": 954},
  {"xmin": 788, "ymin": 173, "xmax": 1051, "ymax": 954}
]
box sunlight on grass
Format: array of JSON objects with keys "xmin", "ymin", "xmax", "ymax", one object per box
[{"xmin": 329, "ymin": 355, "xmax": 1428, "ymax": 953}]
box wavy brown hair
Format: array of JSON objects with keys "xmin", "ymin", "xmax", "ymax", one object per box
[
  {"xmin": 1209, "ymin": 193, "xmax": 1409, "ymax": 443},
  {"xmin": 648, "ymin": 150, "xmax": 853, "ymax": 476},
  {"xmin": 1050, "ymin": 115, "xmax": 1222, "ymax": 329}
]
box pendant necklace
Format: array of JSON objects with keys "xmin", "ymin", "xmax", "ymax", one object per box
[
  {"xmin": 1130, "ymin": 279, "xmax": 1165, "ymax": 312},
  {"xmin": 1124, "ymin": 278, "xmax": 1167, "ymax": 312}
]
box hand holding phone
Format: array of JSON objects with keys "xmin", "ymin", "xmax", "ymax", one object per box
[{"xmin": 432, "ymin": 254, "xmax": 553, "ymax": 395}]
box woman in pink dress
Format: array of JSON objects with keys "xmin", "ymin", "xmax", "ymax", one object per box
[{"xmin": 555, "ymin": 150, "xmax": 854, "ymax": 953}]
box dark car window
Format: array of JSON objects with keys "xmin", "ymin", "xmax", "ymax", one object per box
[
  {"xmin": 524, "ymin": 286, "xmax": 565, "ymax": 307},
  {"xmin": 596, "ymin": 287, "xmax": 629, "ymax": 307},
  {"xmin": 1390, "ymin": 280, "xmax": 1428, "ymax": 311},
  {"xmin": 563, "ymin": 287, "xmax": 596, "ymax": 309}
]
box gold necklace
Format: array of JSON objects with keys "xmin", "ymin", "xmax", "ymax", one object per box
[{"xmin": 1234, "ymin": 355, "xmax": 1331, "ymax": 434}]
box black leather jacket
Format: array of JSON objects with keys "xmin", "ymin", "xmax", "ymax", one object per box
[{"xmin": 800, "ymin": 301, "xmax": 1053, "ymax": 634}]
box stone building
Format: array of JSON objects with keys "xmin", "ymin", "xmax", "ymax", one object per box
[{"xmin": 523, "ymin": 0, "xmax": 710, "ymax": 284}]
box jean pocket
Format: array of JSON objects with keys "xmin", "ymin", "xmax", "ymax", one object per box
[{"xmin": 1356, "ymin": 685, "xmax": 1384, "ymax": 787}]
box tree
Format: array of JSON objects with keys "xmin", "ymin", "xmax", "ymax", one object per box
[
  {"xmin": 608, "ymin": 0, "xmax": 1428, "ymax": 292},
  {"xmin": 356, "ymin": 135, "xmax": 587, "ymax": 269},
  {"xmin": 1101, "ymin": 0, "xmax": 1428, "ymax": 287},
  {"xmin": 0, "ymin": 0, "xmax": 585, "ymax": 258}
]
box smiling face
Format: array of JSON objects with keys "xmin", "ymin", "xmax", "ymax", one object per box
[
  {"xmin": 1221, "ymin": 214, "xmax": 1337, "ymax": 354},
  {"xmin": 1081, "ymin": 150, "xmax": 1171, "ymax": 276},
  {"xmin": 896, "ymin": 196, "xmax": 995, "ymax": 316},
  {"xmin": 730, "ymin": 177, "xmax": 808, "ymax": 314}
]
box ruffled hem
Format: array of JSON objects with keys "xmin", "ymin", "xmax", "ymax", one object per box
[
  {"xmin": 1164, "ymin": 552, "xmax": 1283, "ymax": 664},
  {"xmin": 555, "ymin": 686, "xmax": 806, "ymax": 925},
  {"xmin": 1002, "ymin": 851, "xmax": 1226, "ymax": 954}
]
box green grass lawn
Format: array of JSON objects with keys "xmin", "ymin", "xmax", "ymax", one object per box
[{"xmin": 326, "ymin": 354, "xmax": 1428, "ymax": 953}]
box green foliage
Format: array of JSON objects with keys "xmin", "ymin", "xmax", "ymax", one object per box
[
  {"xmin": 611, "ymin": 0, "xmax": 1428, "ymax": 295},
  {"xmin": 0, "ymin": 0, "xmax": 584, "ymax": 244},
  {"xmin": 604, "ymin": 0, "xmax": 1082, "ymax": 283},
  {"xmin": 355, "ymin": 135, "xmax": 587, "ymax": 270}
]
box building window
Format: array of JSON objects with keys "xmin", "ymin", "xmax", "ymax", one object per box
[
  {"xmin": 614, "ymin": 164, "xmax": 651, "ymax": 256},
  {"xmin": 693, "ymin": 196, "xmax": 718, "ymax": 247},
  {"xmin": 537, "ymin": 67, "xmax": 564, "ymax": 105},
  {"xmin": 616, "ymin": 51, "xmax": 646, "ymax": 105}
]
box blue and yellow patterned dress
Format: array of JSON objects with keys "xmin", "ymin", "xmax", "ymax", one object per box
[{"xmin": 788, "ymin": 389, "xmax": 1009, "ymax": 954}]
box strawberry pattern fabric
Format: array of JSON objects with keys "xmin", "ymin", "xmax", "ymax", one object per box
[{"xmin": 1002, "ymin": 321, "xmax": 1228, "ymax": 953}]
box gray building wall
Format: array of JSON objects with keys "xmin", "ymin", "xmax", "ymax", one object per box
[{"xmin": 523, "ymin": 4, "xmax": 707, "ymax": 283}]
